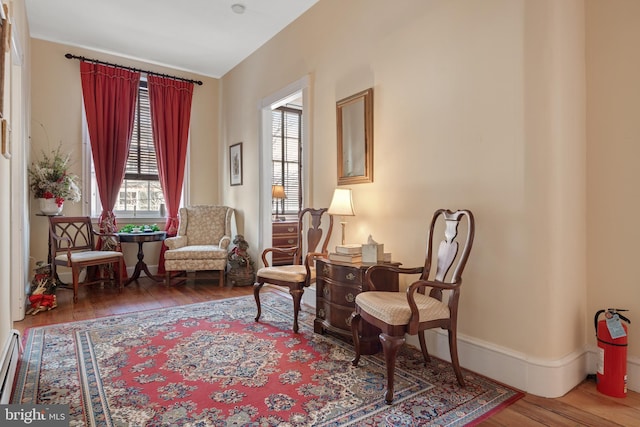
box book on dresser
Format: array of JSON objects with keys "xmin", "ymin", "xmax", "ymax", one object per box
[
  {"xmin": 335, "ymin": 243, "xmax": 362, "ymax": 255},
  {"xmin": 328, "ymin": 252, "xmax": 362, "ymax": 263}
]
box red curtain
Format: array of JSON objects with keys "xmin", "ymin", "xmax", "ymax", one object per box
[
  {"xmin": 147, "ymin": 75, "xmax": 194, "ymax": 274},
  {"xmin": 80, "ymin": 62, "xmax": 140, "ymax": 277}
]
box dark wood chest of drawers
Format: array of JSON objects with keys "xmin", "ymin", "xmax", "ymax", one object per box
[
  {"xmin": 314, "ymin": 258, "xmax": 400, "ymax": 354},
  {"xmin": 271, "ymin": 221, "xmax": 299, "ymax": 266}
]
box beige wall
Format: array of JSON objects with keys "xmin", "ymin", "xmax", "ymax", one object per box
[
  {"xmin": 220, "ymin": 0, "xmax": 601, "ymax": 393},
  {"xmin": 9, "ymin": 0, "xmax": 640, "ymax": 397},
  {"xmin": 29, "ymin": 39, "xmax": 220, "ymax": 270},
  {"xmin": 586, "ymin": 0, "xmax": 640, "ymax": 369}
]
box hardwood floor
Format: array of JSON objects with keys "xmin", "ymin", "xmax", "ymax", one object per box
[
  {"xmin": 12, "ymin": 273, "xmax": 255, "ymax": 333},
  {"xmin": 13, "ymin": 275, "xmax": 640, "ymax": 426}
]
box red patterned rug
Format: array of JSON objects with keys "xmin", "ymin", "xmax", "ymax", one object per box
[{"xmin": 12, "ymin": 293, "xmax": 523, "ymax": 426}]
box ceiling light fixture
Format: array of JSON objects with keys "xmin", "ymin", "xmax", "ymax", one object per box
[{"xmin": 231, "ymin": 3, "xmax": 246, "ymax": 14}]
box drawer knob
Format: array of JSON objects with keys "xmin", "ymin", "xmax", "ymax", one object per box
[
  {"xmin": 323, "ymin": 287, "xmax": 329, "ymax": 297},
  {"xmin": 287, "ymin": 239, "xmax": 295, "ymax": 244},
  {"xmin": 345, "ymin": 272, "xmax": 356, "ymax": 281},
  {"xmin": 318, "ymin": 308, "xmax": 325, "ymax": 319},
  {"xmin": 345, "ymin": 316, "xmax": 352, "ymax": 327},
  {"xmin": 287, "ymin": 227, "xmax": 294, "ymax": 232},
  {"xmin": 322, "ymin": 265, "xmax": 330, "ymax": 275},
  {"xmin": 345, "ymin": 293, "xmax": 354, "ymax": 303}
]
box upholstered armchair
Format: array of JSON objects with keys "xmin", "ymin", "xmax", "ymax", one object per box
[{"xmin": 164, "ymin": 205, "xmax": 234, "ymax": 286}]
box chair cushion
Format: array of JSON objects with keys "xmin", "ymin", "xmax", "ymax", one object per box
[
  {"xmin": 355, "ymin": 291, "xmax": 450, "ymax": 326},
  {"xmin": 257, "ymin": 265, "xmax": 315, "ymax": 283},
  {"xmin": 164, "ymin": 245, "xmax": 227, "ymax": 260},
  {"xmin": 55, "ymin": 250, "xmax": 123, "ymax": 264},
  {"xmin": 165, "ymin": 259, "xmax": 227, "ymax": 272}
]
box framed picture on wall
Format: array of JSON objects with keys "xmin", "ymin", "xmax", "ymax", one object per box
[{"xmin": 230, "ymin": 142, "xmax": 243, "ymax": 186}]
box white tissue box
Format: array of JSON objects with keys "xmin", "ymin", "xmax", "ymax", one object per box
[{"xmin": 362, "ymin": 243, "xmax": 384, "ymax": 263}]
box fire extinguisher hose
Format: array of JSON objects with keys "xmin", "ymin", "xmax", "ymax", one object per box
[{"xmin": 597, "ymin": 338, "xmax": 628, "ymax": 347}]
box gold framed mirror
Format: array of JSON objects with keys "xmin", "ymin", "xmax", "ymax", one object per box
[{"xmin": 337, "ymin": 88, "xmax": 373, "ymax": 185}]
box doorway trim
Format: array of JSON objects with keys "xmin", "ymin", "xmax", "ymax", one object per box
[{"xmin": 258, "ymin": 75, "xmax": 311, "ymax": 262}]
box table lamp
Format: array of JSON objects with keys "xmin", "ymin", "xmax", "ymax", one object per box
[
  {"xmin": 328, "ymin": 188, "xmax": 355, "ymax": 245},
  {"xmin": 272, "ymin": 185, "xmax": 287, "ymax": 221}
]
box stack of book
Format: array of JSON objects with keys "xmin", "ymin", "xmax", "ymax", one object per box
[{"xmin": 328, "ymin": 244, "xmax": 363, "ymax": 264}]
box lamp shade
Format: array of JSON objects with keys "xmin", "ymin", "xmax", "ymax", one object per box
[
  {"xmin": 272, "ymin": 185, "xmax": 287, "ymax": 199},
  {"xmin": 328, "ymin": 188, "xmax": 355, "ymax": 216}
]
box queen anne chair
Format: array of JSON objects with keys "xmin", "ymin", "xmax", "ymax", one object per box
[
  {"xmin": 49, "ymin": 216, "xmax": 125, "ymax": 303},
  {"xmin": 164, "ymin": 205, "xmax": 234, "ymax": 286},
  {"xmin": 351, "ymin": 209, "xmax": 475, "ymax": 404},
  {"xmin": 254, "ymin": 208, "xmax": 333, "ymax": 333}
]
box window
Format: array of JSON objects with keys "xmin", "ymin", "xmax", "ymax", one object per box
[
  {"xmin": 86, "ymin": 79, "xmax": 167, "ymax": 218},
  {"xmin": 272, "ymin": 106, "xmax": 302, "ymax": 216}
]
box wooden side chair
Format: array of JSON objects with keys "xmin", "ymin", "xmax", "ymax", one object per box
[
  {"xmin": 254, "ymin": 207, "xmax": 333, "ymax": 333},
  {"xmin": 49, "ymin": 216, "xmax": 124, "ymax": 303},
  {"xmin": 351, "ymin": 209, "xmax": 475, "ymax": 404}
]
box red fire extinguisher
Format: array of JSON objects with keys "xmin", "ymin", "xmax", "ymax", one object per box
[{"xmin": 594, "ymin": 308, "xmax": 630, "ymax": 398}]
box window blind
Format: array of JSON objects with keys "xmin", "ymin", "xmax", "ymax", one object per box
[
  {"xmin": 272, "ymin": 107, "xmax": 302, "ymax": 215},
  {"xmin": 125, "ymin": 81, "xmax": 158, "ymax": 180}
]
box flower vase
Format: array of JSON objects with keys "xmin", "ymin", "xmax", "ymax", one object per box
[{"xmin": 38, "ymin": 198, "xmax": 63, "ymax": 215}]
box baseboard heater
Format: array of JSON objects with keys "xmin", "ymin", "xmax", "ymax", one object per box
[{"xmin": 0, "ymin": 329, "xmax": 21, "ymax": 404}]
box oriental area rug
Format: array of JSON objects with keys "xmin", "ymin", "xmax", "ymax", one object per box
[{"xmin": 12, "ymin": 293, "xmax": 523, "ymax": 426}]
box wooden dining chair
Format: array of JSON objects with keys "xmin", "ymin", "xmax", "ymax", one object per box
[
  {"xmin": 49, "ymin": 216, "xmax": 124, "ymax": 303},
  {"xmin": 351, "ymin": 209, "xmax": 475, "ymax": 403},
  {"xmin": 254, "ymin": 208, "xmax": 333, "ymax": 333}
]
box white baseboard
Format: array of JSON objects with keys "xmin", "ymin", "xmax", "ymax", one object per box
[
  {"xmin": 408, "ymin": 330, "xmax": 639, "ymax": 397},
  {"xmin": 302, "ymin": 283, "xmax": 316, "ymax": 308},
  {"xmin": 407, "ymin": 330, "xmax": 586, "ymax": 397},
  {"xmin": 303, "ymin": 288, "xmax": 639, "ymax": 397}
]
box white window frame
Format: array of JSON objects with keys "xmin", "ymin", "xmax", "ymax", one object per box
[{"xmin": 272, "ymin": 106, "xmax": 302, "ymax": 217}]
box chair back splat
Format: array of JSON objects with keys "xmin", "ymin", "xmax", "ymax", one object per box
[
  {"xmin": 255, "ymin": 208, "xmax": 333, "ymax": 333},
  {"xmin": 422, "ymin": 209, "xmax": 475, "ymax": 300},
  {"xmin": 351, "ymin": 209, "xmax": 475, "ymax": 404}
]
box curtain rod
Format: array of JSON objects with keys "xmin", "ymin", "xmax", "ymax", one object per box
[{"xmin": 64, "ymin": 53, "xmax": 203, "ymax": 86}]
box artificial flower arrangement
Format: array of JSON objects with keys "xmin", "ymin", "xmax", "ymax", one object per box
[{"xmin": 28, "ymin": 145, "xmax": 81, "ymax": 207}]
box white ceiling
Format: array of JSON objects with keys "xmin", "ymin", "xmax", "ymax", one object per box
[{"xmin": 24, "ymin": 0, "xmax": 319, "ymax": 79}]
